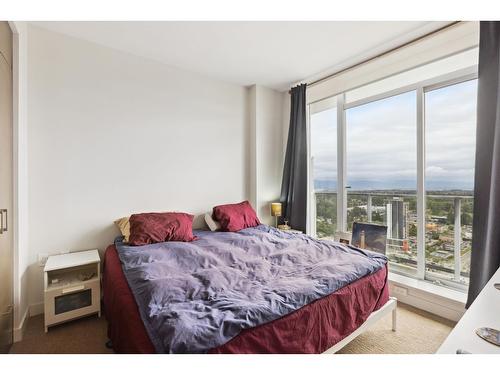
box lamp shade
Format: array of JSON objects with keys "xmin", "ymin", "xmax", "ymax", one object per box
[{"xmin": 271, "ymin": 202, "xmax": 282, "ymax": 217}]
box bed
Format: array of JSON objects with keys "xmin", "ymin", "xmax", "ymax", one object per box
[{"xmin": 103, "ymin": 225, "xmax": 394, "ymax": 354}]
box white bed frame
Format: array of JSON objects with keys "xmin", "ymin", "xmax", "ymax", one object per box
[{"xmin": 323, "ymin": 297, "xmax": 398, "ymax": 353}]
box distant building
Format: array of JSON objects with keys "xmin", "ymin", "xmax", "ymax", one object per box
[
  {"xmin": 442, "ymin": 242, "xmax": 454, "ymax": 252},
  {"xmin": 433, "ymin": 250, "xmax": 453, "ymax": 260},
  {"xmin": 426, "ymin": 223, "xmax": 438, "ymax": 231},
  {"xmin": 439, "ymin": 234, "xmax": 454, "ymax": 243},
  {"xmin": 386, "ymin": 198, "xmax": 408, "ymax": 240},
  {"xmin": 430, "ymin": 215, "xmax": 447, "ymax": 224}
]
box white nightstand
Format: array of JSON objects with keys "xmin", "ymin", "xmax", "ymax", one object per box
[{"xmin": 43, "ymin": 249, "xmax": 101, "ymax": 332}]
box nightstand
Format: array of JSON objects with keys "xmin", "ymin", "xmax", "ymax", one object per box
[{"xmin": 43, "ymin": 249, "xmax": 101, "ymax": 332}]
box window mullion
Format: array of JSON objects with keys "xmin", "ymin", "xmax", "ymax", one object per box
[
  {"xmin": 416, "ymin": 86, "xmax": 426, "ymax": 280},
  {"xmin": 337, "ymin": 93, "xmax": 347, "ymax": 233}
]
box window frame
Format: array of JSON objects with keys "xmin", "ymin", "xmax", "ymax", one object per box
[{"xmin": 307, "ymin": 62, "xmax": 478, "ymax": 291}]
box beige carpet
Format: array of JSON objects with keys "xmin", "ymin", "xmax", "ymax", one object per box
[
  {"xmin": 337, "ymin": 303, "xmax": 455, "ymax": 354},
  {"xmin": 10, "ymin": 314, "xmax": 113, "ymax": 354},
  {"xmin": 10, "ymin": 303, "xmax": 454, "ymax": 354}
]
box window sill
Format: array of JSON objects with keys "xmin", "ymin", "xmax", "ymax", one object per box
[
  {"xmin": 389, "ymin": 272, "xmax": 467, "ymax": 303},
  {"xmin": 388, "ymin": 271, "xmax": 466, "ymax": 321}
]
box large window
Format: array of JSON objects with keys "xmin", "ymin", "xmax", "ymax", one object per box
[{"xmin": 309, "ymin": 48, "xmax": 478, "ymax": 290}]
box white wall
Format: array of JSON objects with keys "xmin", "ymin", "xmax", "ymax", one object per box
[
  {"xmin": 26, "ymin": 25, "xmax": 255, "ymax": 308},
  {"xmin": 248, "ymin": 85, "xmax": 284, "ymax": 225},
  {"xmin": 281, "ymin": 91, "xmax": 290, "ymax": 153},
  {"xmin": 248, "ymin": 86, "xmax": 257, "ymax": 211}
]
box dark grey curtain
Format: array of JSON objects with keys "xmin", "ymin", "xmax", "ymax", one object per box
[
  {"xmin": 466, "ymin": 21, "xmax": 500, "ymax": 308},
  {"xmin": 280, "ymin": 84, "xmax": 307, "ymax": 232}
]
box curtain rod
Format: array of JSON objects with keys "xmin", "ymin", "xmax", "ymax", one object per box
[{"xmin": 288, "ymin": 21, "xmax": 462, "ymax": 94}]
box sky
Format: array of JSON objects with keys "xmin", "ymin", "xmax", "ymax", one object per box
[{"xmin": 311, "ymin": 79, "xmax": 477, "ymax": 191}]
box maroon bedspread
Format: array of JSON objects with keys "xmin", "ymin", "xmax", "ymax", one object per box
[{"xmin": 103, "ymin": 244, "xmax": 389, "ymax": 354}]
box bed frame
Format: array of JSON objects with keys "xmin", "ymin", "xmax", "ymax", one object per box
[{"xmin": 323, "ymin": 297, "xmax": 398, "ymax": 353}]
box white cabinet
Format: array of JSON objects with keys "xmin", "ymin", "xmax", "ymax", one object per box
[{"xmin": 43, "ymin": 250, "xmax": 101, "ymax": 332}]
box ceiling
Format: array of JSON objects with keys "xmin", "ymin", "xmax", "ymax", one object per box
[{"xmin": 31, "ymin": 21, "xmax": 451, "ymax": 91}]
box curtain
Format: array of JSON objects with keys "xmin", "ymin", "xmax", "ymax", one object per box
[
  {"xmin": 280, "ymin": 84, "xmax": 308, "ymax": 232},
  {"xmin": 466, "ymin": 21, "xmax": 500, "ymax": 308}
]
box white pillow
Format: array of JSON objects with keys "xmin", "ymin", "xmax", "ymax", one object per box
[{"xmin": 205, "ymin": 213, "xmax": 221, "ymax": 232}]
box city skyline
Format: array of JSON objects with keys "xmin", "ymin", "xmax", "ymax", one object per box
[{"xmin": 313, "ymin": 179, "xmax": 474, "ymax": 192}]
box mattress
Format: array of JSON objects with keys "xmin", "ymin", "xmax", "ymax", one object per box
[{"xmin": 103, "ymin": 233, "xmax": 389, "ymax": 354}]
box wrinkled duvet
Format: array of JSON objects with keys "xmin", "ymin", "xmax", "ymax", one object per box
[{"xmin": 115, "ymin": 225, "xmax": 387, "ymax": 353}]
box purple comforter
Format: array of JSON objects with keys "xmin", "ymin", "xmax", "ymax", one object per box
[{"xmin": 115, "ymin": 225, "xmax": 387, "ymax": 353}]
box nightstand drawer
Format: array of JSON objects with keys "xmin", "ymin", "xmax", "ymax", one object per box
[
  {"xmin": 55, "ymin": 288, "xmax": 92, "ymax": 314},
  {"xmin": 44, "ymin": 279, "xmax": 100, "ymax": 327}
]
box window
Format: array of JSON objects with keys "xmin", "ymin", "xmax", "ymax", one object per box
[
  {"xmin": 309, "ymin": 48, "xmax": 478, "ymax": 290},
  {"xmin": 424, "ymin": 79, "xmax": 477, "ymax": 285},
  {"xmin": 346, "ymin": 91, "xmax": 418, "ymax": 276},
  {"xmin": 310, "ymin": 97, "xmax": 337, "ymax": 239}
]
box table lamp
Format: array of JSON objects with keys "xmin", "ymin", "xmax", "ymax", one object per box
[{"xmin": 270, "ymin": 202, "xmax": 282, "ymax": 227}]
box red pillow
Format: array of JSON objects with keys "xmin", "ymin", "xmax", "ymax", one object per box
[
  {"xmin": 128, "ymin": 212, "xmax": 196, "ymax": 246},
  {"xmin": 212, "ymin": 201, "xmax": 260, "ymax": 232}
]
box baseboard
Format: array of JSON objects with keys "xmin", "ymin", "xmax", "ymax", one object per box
[
  {"xmin": 29, "ymin": 301, "xmax": 44, "ymax": 317},
  {"xmin": 13, "ymin": 307, "xmax": 29, "ymax": 343},
  {"xmin": 13, "ymin": 302, "xmax": 44, "ymax": 342}
]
